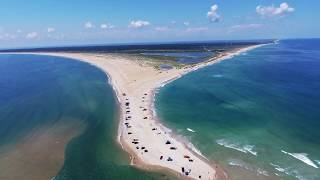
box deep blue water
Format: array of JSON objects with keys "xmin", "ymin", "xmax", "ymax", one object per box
[{"xmin": 156, "ymin": 39, "xmax": 320, "ymax": 180}]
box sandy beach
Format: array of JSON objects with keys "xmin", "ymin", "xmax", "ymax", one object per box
[{"xmin": 23, "ymin": 44, "xmax": 264, "ymax": 180}]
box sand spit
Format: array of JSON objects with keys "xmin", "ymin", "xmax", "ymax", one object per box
[{"xmin": 13, "ymin": 44, "xmax": 265, "ymax": 180}]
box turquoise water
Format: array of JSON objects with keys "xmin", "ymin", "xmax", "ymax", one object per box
[
  {"xmin": 156, "ymin": 39, "xmax": 320, "ymax": 180},
  {"xmin": 0, "ymin": 54, "xmax": 169, "ymax": 179}
]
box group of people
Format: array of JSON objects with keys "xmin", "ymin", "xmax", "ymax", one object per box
[{"xmin": 122, "ymin": 92, "xmax": 204, "ymax": 179}]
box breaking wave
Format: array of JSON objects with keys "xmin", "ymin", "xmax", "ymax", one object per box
[
  {"xmin": 174, "ymin": 134, "xmax": 204, "ymax": 157},
  {"xmin": 281, "ymin": 150, "xmax": 319, "ymax": 169},
  {"xmin": 270, "ymin": 163, "xmax": 311, "ymax": 180},
  {"xmin": 216, "ymin": 139, "xmax": 257, "ymax": 156},
  {"xmin": 228, "ymin": 159, "xmax": 269, "ymax": 176},
  {"xmin": 187, "ymin": 142, "xmax": 204, "ymax": 157},
  {"xmin": 187, "ymin": 128, "xmax": 196, "ymax": 133}
]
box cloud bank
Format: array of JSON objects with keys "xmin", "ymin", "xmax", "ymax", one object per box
[
  {"xmin": 129, "ymin": 20, "xmax": 150, "ymax": 28},
  {"xmin": 186, "ymin": 27, "xmax": 208, "ymax": 32},
  {"xmin": 256, "ymin": 2, "xmax": 294, "ymax": 17},
  {"xmin": 26, "ymin": 32, "xmax": 38, "ymax": 39},
  {"xmin": 183, "ymin": 22, "xmax": 190, "ymax": 26},
  {"xmin": 84, "ymin": 22, "xmax": 94, "ymax": 29},
  {"xmin": 228, "ymin": 24, "xmax": 263, "ymax": 33},
  {"xmin": 101, "ymin": 23, "xmax": 115, "ymax": 29},
  {"xmin": 47, "ymin": 27, "xmax": 55, "ymax": 33}
]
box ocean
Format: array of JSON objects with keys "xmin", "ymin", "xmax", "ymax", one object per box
[
  {"xmin": 156, "ymin": 39, "xmax": 320, "ymax": 180},
  {"xmin": 1, "ymin": 39, "xmax": 319, "ymax": 180},
  {"xmin": 0, "ymin": 54, "xmax": 168, "ymax": 180}
]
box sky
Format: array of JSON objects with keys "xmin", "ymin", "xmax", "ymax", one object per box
[{"xmin": 0, "ymin": 0, "xmax": 319, "ymax": 49}]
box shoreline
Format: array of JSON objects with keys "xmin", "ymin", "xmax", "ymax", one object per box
[{"xmin": 1, "ymin": 43, "xmax": 267, "ymax": 179}]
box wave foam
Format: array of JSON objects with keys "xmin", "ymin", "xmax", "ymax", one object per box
[
  {"xmin": 228, "ymin": 159, "xmax": 268, "ymax": 176},
  {"xmin": 270, "ymin": 163, "xmax": 287, "ymax": 174},
  {"xmin": 281, "ymin": 150, "xmax": 319, "ymax": 169},
  {"xmin": 160, "ymin": 125, "xmax": 172, "ymax": 133},
  {"xmin": 229, "ymin": 159, "xmax": 250, "ymax": 169},
  {"xmin": 187, "ymin": 128, "xmax": 196, "ymax": 133},
  {"xmin": 243, "ymin": 145, "xmax": 257, "ymax": 156},
  {"xmin": 270, "ymin": 163, "xmax": 310, "ymax": 180},
  {"xmin": 187, "ymin": 142, "xmax": 203, "ymax": 157},
  {"xmin": 176, "ymin": 134, "xmax": 204, "ymax": 157},
  {"xmin": 216, "ymin": 139, "xmax": 257, "ymax": 156}
]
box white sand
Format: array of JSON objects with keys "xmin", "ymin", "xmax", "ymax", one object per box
[{"xmin": 19, "ymin": 44, "xmax": 264, "ymax": 180}]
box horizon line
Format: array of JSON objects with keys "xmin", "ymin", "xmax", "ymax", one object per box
[{"xmin": 1, "ymin": 37, "xmax": 319, "ymax": 52}]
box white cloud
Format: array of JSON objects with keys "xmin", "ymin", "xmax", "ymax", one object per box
[
  {"xmin": 26, "ymin": 32, "xmax": 38, "ymax": 39},
  {"xmin": 100, "ymin": 23, "xmax": 115, "ymax": 29},
  {"xmin": 207, "ymin": 4, "xmax": 221, "ymax": 22},
  {"xmin": 129, "ymin": 20, "xmax": 150, "ymax": 28},
  {"xmin": 0, "ymin": 29, "xmax": 17, "ymax": 40},
  {"xmin": 183, "ymin": 22, "xmax": 190, "ymax": 26},
  {"xmin": 0, "ymin": 33, "xmax": 16, "ymax": 40},
  {"xmin": 256, "ymin": 2, "xmax": 294, "ymax": 17},
  {"xmin": 171, "ymin": 20, "xmax": 177, "ymax": 25},
  {"xmin": 100, "ymin": 24, "xmax": 107, "ymax": 29},
  {"xmin": 228, "ymin": 24, "xmax": 263, "ymax": 33},
  {"xmin": 47, "ymin": 27, "xmax": 55, "ymax": 33},
  {"xmin": 84, "ymin": 22, "xmax": 94, "ymax": 29},
  {"xmin": 186, "ymin": 27, "xmax": 209, "ymax": 32},
  {"xmin": 155, "ymin": 27, "xmax": 169, "ymax": 32}
]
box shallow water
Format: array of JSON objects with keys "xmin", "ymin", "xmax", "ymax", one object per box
[
  {"xmin": 0, "ymin": 54, "xmax": 171, "ymax": 180},
  {"xmin": 156, "ymin": 39, "xmax": 320, "ymax": 180}
]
